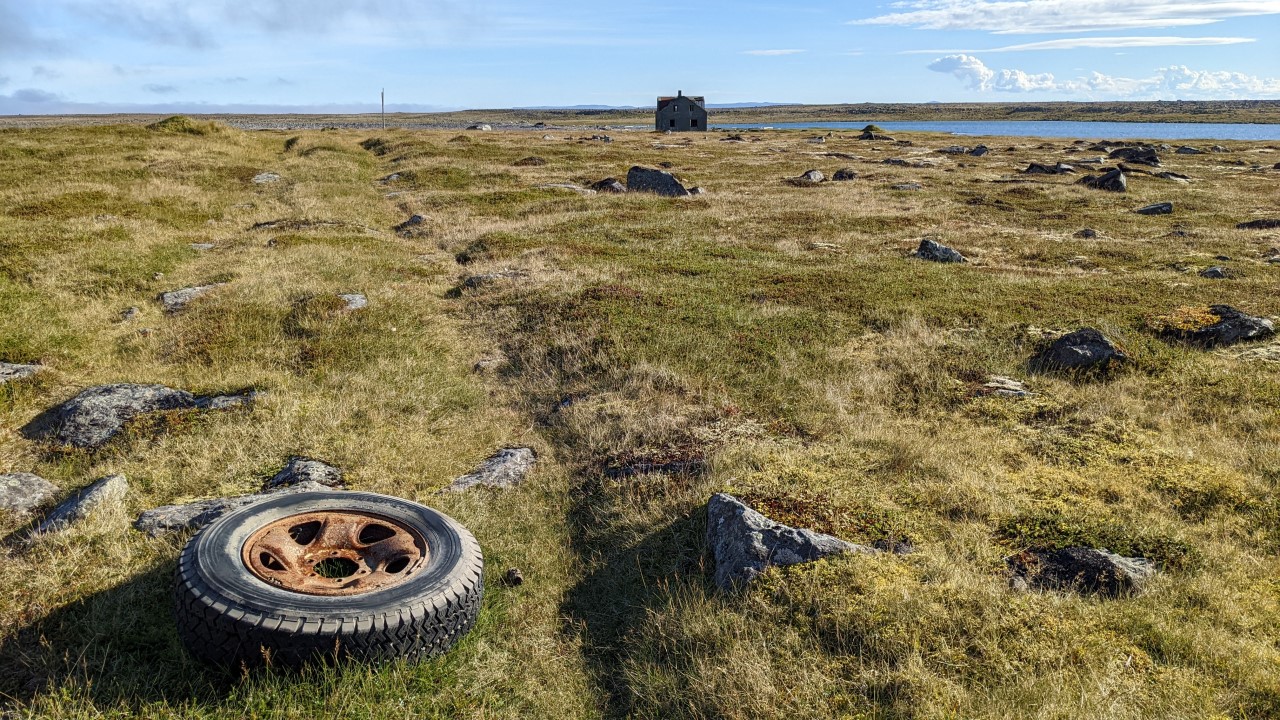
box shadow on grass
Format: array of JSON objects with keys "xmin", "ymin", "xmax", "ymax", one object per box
[
  {"xmin": 0, "ymin": 562, "xmax": 235, "ymax": 712},
  {"xmin": 559, "ymin": 468, "xmax": 712, "ymax": 719}
]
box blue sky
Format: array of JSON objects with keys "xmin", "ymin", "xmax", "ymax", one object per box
[{"xmin": 1, "ymin": 0, "xmax": 1278, "ymax": 114}]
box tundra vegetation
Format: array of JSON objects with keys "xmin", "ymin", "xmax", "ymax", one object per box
[{"xmin": 0, "ymin": 118, "xmax": 1278, "ymax": 719}]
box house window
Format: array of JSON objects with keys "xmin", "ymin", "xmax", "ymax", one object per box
[{"xmin": 691, "ymin": 119, "xmax": 698, "ymax": 128}]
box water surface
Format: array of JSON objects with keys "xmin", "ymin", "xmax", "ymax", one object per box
[{"xmin": 712, "ymin": 120, "xmax": 1280, "ymax": 142}]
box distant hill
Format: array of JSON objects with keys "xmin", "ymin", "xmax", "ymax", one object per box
[{"xmin": 514, "ymin": 102, "xmax": 794, "ymax": 111}]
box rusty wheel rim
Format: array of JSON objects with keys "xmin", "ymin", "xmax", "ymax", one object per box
[{"xmin": 241, "ymin": 510, "xmax": 428, "ymax": 596}]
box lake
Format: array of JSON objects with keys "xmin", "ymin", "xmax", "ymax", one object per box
[{"xmin": 711, "ymin": 120, "xmax": 1280, "ymax": 142}]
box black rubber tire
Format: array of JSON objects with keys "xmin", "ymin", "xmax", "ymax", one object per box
[{"xmin": 173, "ymin": 491, "xmax": 483, "ymax": 668}]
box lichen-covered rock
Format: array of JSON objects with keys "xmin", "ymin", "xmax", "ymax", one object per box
[
  {"xmin": 265, "ymin": 456, "xmax": 344, "ymax": 490},
  {"xmin": 133, "ymin": 481, "xmax": 332, "ymax": 537},
  {"xmin": 1163, "ymin": 305, "xmax": 1275, "ymax": 348},
  {"xmin": 1009, "ymin": 547, "xmax": 1155, "ymax": 597},
  {"xmin": 0, "ymin": 473, "xmax": 59, "ymax": 514},
  {"xmin": 979, "ymin": 376, "xmax": 1032, "ymax": 398},
  {"xmin": 915, "ymin": 238, "xmax": 967, "ymax": 264},
  {"xmin": 338, "ymin": 293, "xmax": 367, "ymax": 311},
  {"xmin": 252, "ymin": 172, "xmax": 282, "ymax": 184},
  {"xmin": 626, "ymin": 166, "xmax": 690, "ymax": 197},
  {"xmin": 706, "ymin": 493, "xmax": 876, "ymax": 590},
  {"xmin": 0, "ymin": 363, "xmax": 42, "ymax": 385},
  {"xmin": 194, "ymin": 390, "xmax": 261, "ymax": 410},
  {"xmin": 446, "ymin": 448, "xmax": 537, "ymax": 491},
  {"xmin": 35, "ymin": 474, "xmax": 128, "ymax": 534},
  {"xmin": 159, "ymin": 283, "xmax": 225, "ymax": 313},
  {"xmin": 1033, "ymin": 328, "xmax": 1127, "ymax": 372},
  {"xmin": 22, "ymin": 384, "xmax": 197, "ymax": 448}
]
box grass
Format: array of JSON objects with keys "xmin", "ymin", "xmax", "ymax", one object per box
[{"xmin": 0, "ymin": 120, "xmax": 1278, "ymax": 719}]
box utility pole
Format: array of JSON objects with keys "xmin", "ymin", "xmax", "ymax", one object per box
[{"xmin": 381, "ymin": 89, "xmax": 385, "ymax": 129}]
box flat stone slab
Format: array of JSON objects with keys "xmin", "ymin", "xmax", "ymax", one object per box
[
  {"xmin": 252, "ymin": 172, "xmax": 282, "ymax": 184},
  {"xmin": 446, "ymin": 448, "xmax": 536, "ymax": 492},
  {"xmin": 1237, "ymin": 219, "xmax": 1280, "ymax": 230},
  {"xmin": 134, "ymin": 481, "xmax": 332, "ymax": 537},
  {"xmin": 707, "ymin": 493, "xmax": 877, "ymax": 590},
  {"xmin": 1136, "ymin": 202, "xmax": 1174, "ymax": 216},
  {"xmin": 36, "ymin": 474, "xmax": 128, "ymax": 534},
  {"xmin": 1009, "ymin": 547, "xmax": 1154, "ymax": 597},
  {"xmin": 159, "ymin": 283, "xmax": 225, "ymax": 313},
  {"xmin": 535, "ymin": 183, "xmax": 596, "ymax": 196},
  {"xmin": 1033, "ymin": 328, "xmax": 1127, "ymax": 373},
  {"xmin": 979, "ymin": 375, "xmax": 1032, "ymax": 398},
  {"xmin": 1164, "ymin": 305, "xmax": 1275, "ymax": 348},
  {"xmin": 265, "ymin": 456, "xmax": 344, "ymax": 490},
  {"xmin": 0, "ymin": 473, "xmax": 60, "ymax": 514},
  {"xmin": 0, "ymin": 363, "xmax": 42, "ymax": 385},
  {"xmin": 338, "ymin": 293, "xmax": 367, "ymax": 311}
]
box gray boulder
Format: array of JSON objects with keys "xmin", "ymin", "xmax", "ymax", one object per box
[
  {"xmin": 134, "ymin": 481, "xmax": 332, "ymax": 537},
  {"xmin": 266, "ymin": 456, "xmax": 344, "ymax": 490},
  {"xmin": 1199, "ymin": 266, "xmax": 1230, "ymax": 279},
  {"xmin": 787, "ymin": 169, "xmax": 825, "ymax": 186},
  {"xmin": 0, "ymin": 363, "xmax": 42, "ymax": 385},
  {"xmin": 969, "ymin": 145, "xmax": 990, "ymax": 157},
  {"xmin": 159, "ymin": 283, "xmax": 225, "ymax": 313},
  {"xmin": 1108, "ymin": 147, "xmax": 1160, "ymax": 167},
  {"xmin": 937, "ymin": 145, "xmax": 969, "ymax": 155},
  {"xmin": 626, "ymin": 166, "xmax": 691, "ymax": 197},
  {"xmin": 1081, "ymin": 169, "xmax": 1127, "ymax": 192},
  {"xmin": 1033, "ymin": 328, "xmax": 1127, "ymax": 372},
  {"xmin": 1136, "ymin": 202, "xmax": 1173, "ymax": 216},
  {"xmin": 590, "ymin": 178, "xmax": 627, "ymax": 194},
  {"xmin": 445, "ymin": 448, "xmax": 537, "ymax": 492},
  {"xmin": 832, "ymin": 168, "xmax": 859, "ymax": 181},
  {"xmin": 915, "ymin": 238, "xmax": 966, "ymax": 264},
  {"xmin": 1009, "ymin": 547, "xmax": 1154, "ymax": 597},
  {"xmin": 1174, "ymin": 146, "xmax": 1202, "ymax": 155},
  {"xmin": 1024, "ymin": 162, "xmax": 1074, "ymax": 175},
  {"xmin": 0, "ymin": 473, "xmax": 60, "ymax": 514},
  {"xmin": 1163, "ymin": 305, "xmax": 1274, "ymax": 348},
  {"xmin": 1237, "ymin": 219, "xmax": 1280, "ymax": 230},
  {"xmin": 707, "ymin": 493, "xmax": 876, "ymax": 590},
  {"xmin": 395, "ymin": 215, "xmax": 427, "ymax": 234},
  {"xmin": 35, "ymin": 474, "xmax": 128, "ymax": 534},
  {"xmin": 22, "ymin": 384, "xmax": 197, "ymax": 449}
]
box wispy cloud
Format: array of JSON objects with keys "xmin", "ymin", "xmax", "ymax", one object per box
[
  {"xmin": 143, "ymin": 83, "xmax": 180, "ymax": 94},
  {"xmin": 928, "ymin": 53, "xmax": 1280, "ymax": 97},
  {"xmin": 853, "ymin": 1, "xmax": 1280, "ymax": 34},
  {"xmin": 743, "ymin": 49, "xmax": 805, "ymax": 56},
  {"xmin": 901, "ymin": 36, "xmax": 1256, "ymax": 53}
]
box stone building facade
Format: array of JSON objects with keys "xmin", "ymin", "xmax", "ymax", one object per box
[{"xmin": 655, "ymin": 91, "xmax": 708, "ymax": 132}]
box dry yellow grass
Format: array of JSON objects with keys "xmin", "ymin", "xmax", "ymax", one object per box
[{"xmin": 1, "ymin": 119, "xmax": 1278, "ymax": 718}]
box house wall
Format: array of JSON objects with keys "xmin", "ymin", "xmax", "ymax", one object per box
[{"xmin": 655, "ymin": 102, "xmax": 709, "ymax": 132}]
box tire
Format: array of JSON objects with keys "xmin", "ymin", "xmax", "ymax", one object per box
[{"xmin": 173, "ymin": 491, "xmax": 483, "ymax": 667}]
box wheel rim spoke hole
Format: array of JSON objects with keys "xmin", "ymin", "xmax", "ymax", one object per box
[
  {"xmin": 384, "ymin": 556, "xmax": 411, "ymax": 574},
  {"xmin": 314, "ymin": 557, "xmax": 359, "ymax": 579},
  {"xmin": 288, "ymin": 520, "xmax": 321, "ymax": 545},
  {"xmin": 358, "ymin": 523, "xmax": 396, "ymax": 544}
]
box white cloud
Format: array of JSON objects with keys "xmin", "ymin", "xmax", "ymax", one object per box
[
  {"xmin": 743, "ymin": 49, "xmax": 805, "ymax": 56},
  {"xmin": 928, "ymin": 54, "xmax": 1280, "ymax": 97},
  {"xmin": 900, "ymin": 36, "xmax": 1256, "ymax": 53},
  {"xmin": 853, "ymin": 1, "xmax": 1280, "ymax": 34}
]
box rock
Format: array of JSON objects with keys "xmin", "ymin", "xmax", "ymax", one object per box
[
  {"xmin": 892, "ymin": 183, "xmax": 922, "ymax": 191},
  {"xmin": 872, "ymin": 538, "xmax": 915, "ymax": 555},
  {"xmin": 395, "ymin": 214, "xmax": 427, "ymax": 234},
  {"xmin": 120, "ymin": 306, "xmax": 140, "ymax": 321},
  {"xmin": 1175, "ymin": 146, "xmax": 1203, "ymax": 155},
  {"xmin": 938, "ymin": 145, "xmax": 969, "ymax": 155},
  {"xmin": 589, "ymin": 177, "xmax": 627, "ymax": 194},
  {"xmin": 858, "ymin": 131, "xmax": 894, "ymax": 141},
  {"xmin": 0, "ymin": 473, "xmax": 60, "ymax": 514},
  {"xmin": 1199, "ymin": 266, "xmax": 1230, "ymax": 279},
  {"xmin": 194, "ymin": 390, "xmax": 260, "ymax": 410},
  {"xmin": 1074, "ymin": 228, "xmax": 1098, "ymax": 239},
  {"xmin": 979, "ymin": 375, "xmax": 1032, "ymax": 398},
  {"xmin": 1237, "ymin": 219, "xmax": 1280, "ymax": 230},
  {"xmin": 706, "ymin": 493, "xmax": 876, "ymax": 590},
  {"xmin": 159, "ymin": 284, "xmax": 225, "ymax": 313},
  {"xmin": 265, "ymin": 456, "xmax": 344, "ymax": 490},
  {"xmin": 832, "ymin": 168, "xmax": 858, "ymax": 181},
  {"xmin": 626, "ymin": 166, "xmax": 691, "ymax": 197},
  {"xmin": 807, "ymin": 136, "xmax": 825, "ymax": 144},
  {"xmin": 455, "ymin": 270, "xmax": 529, "ymax": 294},
  {"xmin": 252, "ymin": 172, "xmax": 282, "ymax": 184},
  {"xmin": 1108, "ymin": 147, "xmax": 1160, "ymax": 167},
  {"xmin": 379, "ymin": 173, "xmax": 402, "ymax": 183},
  {"xmin": 687, "ymin": 187, "xmax": 707, "ymax": 196},
  {"xmin": 1081, "ymin": 168, "xmax": 1127, "ymax": 192},
  {"xmin": 969, "ymin": 145, "xmax": 989, "ymax": 157},
  {"xmin": 1155, "ymin": 171, "xmax": 1192, "ymax": 182},
  {"xmin": 445, "ymin": 448, "xmax": 537, "ymax": 492},
  {"xmin": 1008, "ymin": 547, "xmax": 1154, "ymax": 597},
  {"xmin": 513, "ymin": 156, "xmax": 546, "ymax": 167},
  {"xmin": 535, "ymin": 183, "xmax": 596, "ymax": 196},
  {"xmin": 1136, "ymin": 202, "xmax": 1173, "ymax": 216},
  {"xmin": 0, "ymin": 362, "xmax": 42, "ymax": 385},
  {"xmin": 22, "ymin": 384, "xmax": 197, "ymax": 449},
  {"xmin": 467, "ymin": 124, "xmax": 492, "ymax": 132},
  {"xmin": 35, "ymin": 474, "xmax": 128, "ymax": 534},
  {"xmin": 1210, "ymin": 145, "xmax": 1228, "ymax": 153},
  {"xmin": 1024, "ymin": 162, "xmax": 1074, "ymax": 175},
  {"xmin": 915, "ymin": 238, "xmax": 966, "ymax": 263},
  {"xmin": 1163, "ymin": 305, "xmax": 1275, "ymax": 347},
  {"xmin": 133, "ymin": 481, "xmax": 333, "ymax": 537},
  {"xmin": 1033, "ymin": 328, "xmax": 1127, "ymax": 372},
  {"xmin": 503, "ymin": 568, "xmax": 525, "ymax": 586},
  {"xmin": 787, "ymin": 169, "xmax": 825, "ymax": 186},
  {"xmin": 473, "ymin": 355, "xmax": 506, "ymax": 373},
  {"xmin": 190, "ymin": 243, "xmax": 214, "ymax": 251},
  {"xmin": 338, "ymin": 293, "xmax": 367, "ymax": 311}
]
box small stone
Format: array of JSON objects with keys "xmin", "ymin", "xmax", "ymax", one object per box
[
  {"xmin": 395, "ymin": 215, "xmax": 427, "ymax": 234},
  {"xmin": 0, "ymin": 473, "xmax": 60, "ymax": 514},
  {"xmin": 379, "ymin": 173, "xmax": 402, "ymax": 184},
  {"xmin": 159, "ymin": 283, "xmax": 225, "ymax": 313},
  {"xmin": 535, "ymin": 183, "xmax": 596, "ymax": 196},
  {"xmin": 1199, "ymin": 266, "xmax": 1230, "ymax": 279},
  {"xmin": 1136, "ymin": 202, "xmax": 1174, "ymax": 216},
  {"xmin": 832, "ymin": 168, "xmax": 858, "ymax": 181},
  {"xmin": 979, "ymin": 375, "xmax": 1032, "ymax": 398},
  {"xmin": 0, "ymin": 362, "xmax": 42, "ymax": 385},
  {"xmin": 968, "ymin": 145, "xmax": 989, "ymax": 157},
  {"xmin": 1074, "ymin": 228, "xmax": 1097, "ymax": 239},
  {"xmin": 937, "ymin": 145, "xmax": 969, "ymax": 155},
  {"xmin": 35, "ymin": 474, "xmax": 128, "ymax": 534},
  {"xmin": 467, "ymin": 124, "xmax": 492, "ymax": 132},
  {"xmin": 626, "ymin": 166, "xmax": 691, "ymax": 197},
  {"xmin": 787, "ymin": 169, "xmax": 825, "ymax": 186},
  {"xmin": 503, "ymin": 568, "xmax": 525, "ymax": 586},
  {"xmin": 706, "ymin": 493, "xmax": 877, "ymax": 591},
  {"xmin": 453, "ymin": 270, "xmax": 529, "ymax": 295},
  {"xmin": 445, "ymin": 448, "xmax": 537, "ymax": 492},
  {"xmin": 252, "ymin": 172, "xmax": 282, "ymax": 184},
  {"xmin": 265, "ymin": 456, "xmax": 344, "ymax": 490},
  {"xmin": 1008, "ymin": 547, "xmax": 1154, "ymax": 597},
  {"xmin": 195, "ymin": 390, "xmax": 260, "ymax": 410},
  {"xmin": 589, "ymin": 178, "xmax": 627, "ymax": 194},
  {"xmin": 1210, "ymin": 145, "xmax": 1228, "ymax": 153},
  {"xmin": 892, "ymin": 182, "xmax": 922, "ymax": 191},
  {"xmin": 687, "ymin": 186, "xmax": 707, "ymax": 195},
  {"xmin": 120, "ymin": 306, "xmax": 140, "ymax": 321},
  {"xmin": 915, "ymin": 238, "xmax": 967, "ymax": 264},
  {"xmin": 1033, "ymin": 328, "xmax": 1127, "ymax": 373},
  {"xmin": 473, "ymin": 355, "xmax": 507, "ymax": 373},
  {"xmin": 338, "ymin": 293, "xmax": 367, "ymax": 311},
  {"xmin": 190, "ymin": 243, "xmax": 215, "ymax": 251},
  {"xmin": 513, "ymin": 156, "xmax": 547, "ymax": 167}
]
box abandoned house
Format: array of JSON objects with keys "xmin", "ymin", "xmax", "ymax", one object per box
[{"xmin": 655, "ymin": 91, "xmax": 708, "ymax": 132}]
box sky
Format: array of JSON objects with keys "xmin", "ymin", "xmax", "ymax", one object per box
[{"xmin": 1, "ymin": 0, "xmax": 1278, "ymax": 114}]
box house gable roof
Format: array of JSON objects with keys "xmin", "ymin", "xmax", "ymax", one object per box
[{"xmin": 657, "ymin": 96, "xmax": 706, "ymax": 111}]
